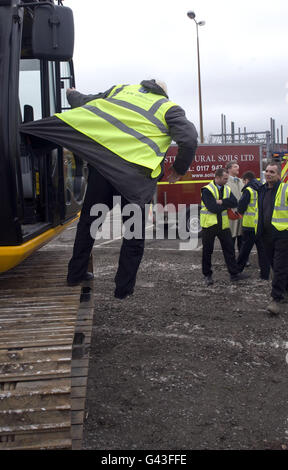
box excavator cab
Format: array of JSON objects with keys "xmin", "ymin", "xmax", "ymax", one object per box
[{"xmin": 0, "ymin": 0, "xmax": 87, "ymax": 271}]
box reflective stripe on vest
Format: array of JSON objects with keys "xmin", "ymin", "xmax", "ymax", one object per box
[
  {"xmin": 271, "ymin": 183, "xmax": 288, "ymax": 230},
  {"xmin": 242, "ymin": 187, "xmax": 257, "ymax": 229},
  {"xmin": 82, "ymin": 104, "xmax": 166, "ymax": 158},
  {"xmin": 281, "ymin": 156, "xmax": 288, "ymax": 182},
  {"xmin": 200, "ymin": 182, "xmax": 230, "ymax": 229},
  {"xmin": 55, "ymin": 84, "xmax": 176, "ymax": 178}
]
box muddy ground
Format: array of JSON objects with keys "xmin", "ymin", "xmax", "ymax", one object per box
[{"xmin": 79, "ymin": 238, "xmax": 288, "ymax": 451}]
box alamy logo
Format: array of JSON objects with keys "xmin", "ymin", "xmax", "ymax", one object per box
[{"xmin": 89, "ymin": 196, "xmax": 199, "ymax": 250}]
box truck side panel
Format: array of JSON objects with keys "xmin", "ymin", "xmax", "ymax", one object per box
[{"xmin": 157, "ymin": 144, "xmax": 262, "ymax": 207}]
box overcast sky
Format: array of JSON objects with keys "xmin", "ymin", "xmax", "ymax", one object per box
[{"xmin": 65, "ymin": 0, "xmax": 288, "ymax": 143}]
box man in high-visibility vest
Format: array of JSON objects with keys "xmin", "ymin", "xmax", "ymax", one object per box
[
  {"xmin": 21, "ymin": 79, "xmax": 198, "ymax": 298},
  {"xmin": 200, "ymin": 168, "xmax": 249, "ymax": 286},
  {"xmin": 236, "ymin": 171, "xmax": 270, "ymax": 280},
  {"xmin": 64, "ymin": 80, "xmax": 198, "ymax": 297},
  {"xmin": 257, "ymin": 162, "xmax": 288, "ymax": 315}
]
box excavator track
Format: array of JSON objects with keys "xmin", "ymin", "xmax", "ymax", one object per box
[{"xmin": 0, "ymin": 249, "xmax": 94, "ymax": 450}]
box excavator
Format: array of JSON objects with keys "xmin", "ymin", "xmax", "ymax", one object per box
[{"xmin": 0, "ymin": 0, "xmax": 87, "ymax": 272}]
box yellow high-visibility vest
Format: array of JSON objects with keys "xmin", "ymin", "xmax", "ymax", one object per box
[
  {"xmin": 271, "ymin": 182, "xmax": 288, "ymax": 231},
  {"xmin": 242, "ymin": 186, "xmax": 257, "ymax": 229},
  {"xmin": 200, "ymin": 182, "xmax": 231, "ymax": 229},
  {"xmin": 56, "ymin": 84, "xmax": 176, "ymax": 178}
]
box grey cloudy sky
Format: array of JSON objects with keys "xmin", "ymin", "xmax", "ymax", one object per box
[{"xmin": 66, "ymin": 0, "xmax": 288, "ymax": 142}]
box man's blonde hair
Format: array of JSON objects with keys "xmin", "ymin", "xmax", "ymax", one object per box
[{"xmin": 155, "ymin": 80, "xmax": 168, "ymax": 95}]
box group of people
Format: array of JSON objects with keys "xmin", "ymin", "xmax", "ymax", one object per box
[
  {"xmin": 21, "ymin": 79, "xmax": 288, "ymax": 315},
  {"xmin": 200, "ymin": 160, "xmax": 288, "ymax": 315}
]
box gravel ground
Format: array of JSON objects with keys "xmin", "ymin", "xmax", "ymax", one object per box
[{"xmin": 81, "ymin": 244, "xmax": 288, "ymax": 450}]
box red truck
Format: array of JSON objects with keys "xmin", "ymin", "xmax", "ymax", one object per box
[{"xmin": 154, "ymin": 144, "xmax": 264, "ymax": 236}]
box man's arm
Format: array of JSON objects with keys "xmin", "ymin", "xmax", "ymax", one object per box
[
  {"xmin": 66, "ymin": 86, "xmax": 115, "ymax": 108},
  {"xmin": 237, "ymin": 189, "xmax": 250, "ymax": 214},
  {"xmin": 165, "ymin": 106, "xmax": 198, "ymax": 180},
  {"xmin": 222, "ymin": 191, "xmax": 238, "ymax": 209},
  {"xmin": 202, "ymin": 188, "xmax": 224, "ymax": 214}
]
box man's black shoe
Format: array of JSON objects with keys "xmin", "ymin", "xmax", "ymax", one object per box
[
  {"xmin": 114, "ymin": 288, "xmax": 134, "ymax": 300},
  {"xmin": 230, "ymin": 272, "xmax": 249, "ymax": 282},
  {"xmin": 204, "ymin": 275, "xmax": 214, "ymax": 286},
  {"xmin": 67, "ymin": 272, "xmax": 94, "ymax": 287}
]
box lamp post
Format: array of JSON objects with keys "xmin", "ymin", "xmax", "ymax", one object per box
[{"xmin": 187, "ymin": 11, "xmax": 205, "ymax": 143}]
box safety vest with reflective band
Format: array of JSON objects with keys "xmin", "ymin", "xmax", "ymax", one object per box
[
  {"xmin": 200, "ymin": 182, "xmax": 231, "ymax": 229},
  {"xmin": 281, "ymin": 155, "xmax": 288, "ymax": 182},
  {"xmin": 271, "ymin": 182, "xmax": 288, "ymax": 231},
  {"xmin": 55, "ymin": 84, "xmax": 176, "ymax": 178},
  {"xmin": 242, "ymin": 187, "xmax": 257, "ymax": 230}
]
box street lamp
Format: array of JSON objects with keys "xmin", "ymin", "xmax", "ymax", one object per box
[{"xmin": 187, "ymin": 11, "xmax": 205, "ymax": 143}]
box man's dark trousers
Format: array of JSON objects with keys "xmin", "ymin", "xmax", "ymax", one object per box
[
  {"xmin": 262, "ymin": 236, "xmax": 288, "ymax": 301},
  {"xmin": 237, "ymin": 229, "xmax": 270, "ymax": 280},
  {"xmin": 202, "ymin": 225, "xmax": 239, "ymax": 277},
  {"xmin": 67, "ymin": 165, "xmax": 146, "ymax": 295}
]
